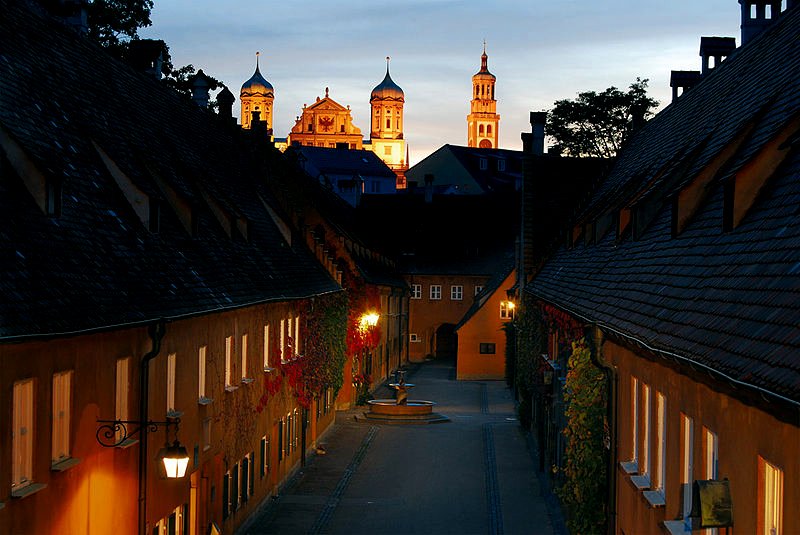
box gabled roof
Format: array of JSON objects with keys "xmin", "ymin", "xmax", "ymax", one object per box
[
  {"xmin": 455, "ymin": 260, "xmax": 515, "ymax": 331},
  {"xmin": 528, "ymin": 6, "xmax": 800, "ymax": 407},
  {"xmin": 0, "ymin": 0, "xmax": 339, "ymax": 340},
  {"xmin": 406, "ymin": 144, "xmax": 522, "ymax": 194},
  {"xmin": 292, "ymin": 146, "xmax": 396, "ymax": 181}
]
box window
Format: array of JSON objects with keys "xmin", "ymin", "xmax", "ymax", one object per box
[
  {"xmin": 760, "ymin": 458, "xmax": 783, "ymax": 535},
  {"xmin": 487, "ymin": 125, "xmax": 493, "ymax": 135},
  {"xmin": 386, "ymin": 118, "xmax": 391, "ymax": 129},
  {"xmin": 479, "ymin": 158, "xmax": 488, "ymax": 170},
  {"xmin": 653, "ymin": 392, "xmax": 666, "ymax": 492},
  {"xmin": 260, "ymin": 436, "xmax": 270, "ymax": 478},
  {"xmin": 116, "ymin": 358, "xmax": 130, "ymax": 444},
  {"xmin": 703, "ymin": 427, "xmax": 718, "ymax": 480},
  {"xmin": 230, "ymin": 463, "xmax": 239, "ymax": 511},
  {"xmin": 225, "ymin": 336, "xmax": 235, "ymax": 390},
  {"xmin": 631, "ymin": 377, "xmax": 639, "ymax": 466},
  {"xmin": 450, "ymin": 285, "xmax": 463, "ymax": 300},
  {"xmin": 12, "ymin": 379, "xmax": 34, "ymax": 492},
  {"xmin": 411, "ymin": 284, "xmax": 422, "ymax": 299},
  {"xmin": 641, "ymin": 383, "xmax": 651, "ymax": 479},
  {"xmin": 280, "ymin": 319, "xmax": 286, "ymax": 363},
  {"xmin": 497, "ymin": 159, "xmax": 506, "ymax": 171},
  {"xmin": 410, "ymin": 333, "xmax": 420, "ymax": 343},
  {"xmin": 430, "ymin": 285, "xmax": 442, "ymax": 300},
  {"xmin": 384, "ymin": 146, "xmax": 392, "ymax": 155},
  {"xmin": 52, "ymin": 371, "xmax": 73, "ymax": 465},
  {"xmin": 198, "ymin": 346, "xmax": 211, "ymax": 403},
  {"xmin": 500, "ymin": 301, "xmax": 514, "ymax": 319},
  {"xmin": 479, "ymin": 343, "xmax": 496, "ymax": 354},
  {"xmin": 475, "ymin": 285, "xmax": 483, "ymax": 296},
  {"xmin": 479, "ymin": 124, "xmax": 485, "ymax": 135},
  {"xmin": 295, "ymin": 315, "xmax": 300, "ymax": 356},
  {"xmin": 681, "ymin": 414, "xmax": 694, "ymax": 521},
  {"xmin": 166, "ymin": 353, "xmax": 176, "ymax": 415},
  {"xmin": 263, "ymin": 324, "xmax": 271, "ymax": 370},
  {"xmin": 203, "ymin": 418, "xmax": 211, "ymax": 451},
  {"xmin": 154, "ymin": 504, "xmax": 187, "ymax": 535},
  {"xmin": 241, "ymin": 333, "xmax": 252, "ymax": 383}
]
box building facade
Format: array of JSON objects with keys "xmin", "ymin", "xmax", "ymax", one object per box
[{"xmin": 240, "ymin": 53, "xmax": 275, "ymax": 134}]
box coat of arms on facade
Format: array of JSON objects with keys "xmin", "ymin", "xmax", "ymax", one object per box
[{"xmin": 319, "ymin": 116, "xmax": 335, "ymax": 132}]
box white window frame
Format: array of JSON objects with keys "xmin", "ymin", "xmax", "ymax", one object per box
[
  {"xmin": 241, "ymin": 333, "xmax": 253, "ymax": 383},
  {"xmin": 450, "ymin": 285, "xmax": 463, "ymax": 300},
  {"xmin": 761, "ymin": 457, "xmax": 783, "ymax": 535},
  {"xmin": 411, "ymin": 284, "xmax": 422, "ymax": 299},
  {"xmin": 410, "ymin": 333, "xmax": 420, "ymax": 343},
  {"xmin": 294, "ymin": 315, "xmax": 300, "ymax": 356},
  {"xmin": 500, "ymin": 301, "xmax": 513, "ymax": 319},
  {"xmin": 430, "ymin": 285, "xmax": 442, "ymax": 300},
  {"xmin": 198, "ymin": 346, "xmax": 212, "ymax": 404},
  {"xmin": 12, "ymin": 379, "xmax": 34, "ymax": 493},
  {"xmin": 681, "ymin": 414, "xmax": 694, "ymax": 521},
  {"xmin": 52, "ymin": 371, "xmax": 73, "ymax": 465},
  {"xmin": 653, "ymin": 392, "xmax": 666, "ymax": 492},
  {"xmin": 166, "ymin": 353, "xmax": 177, "ymax": 415},
  {"xmin": 632, "ymin": 377, "xmax": 639, "ymax": 465},
  {"xmin": 115, "ymin": 358, "xmax": 130, "ymax": 445},
  {"xmin": 642, "ymin": 383, "xmax": 651, "ymax": 479}
]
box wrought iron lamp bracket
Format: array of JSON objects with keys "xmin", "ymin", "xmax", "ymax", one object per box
[{"xmin": 95, "ymin": 418, "xmax": 180, "ymax": 448}]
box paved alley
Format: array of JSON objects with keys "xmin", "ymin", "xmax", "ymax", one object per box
[{"xmin": 240, "ymin": 359, "xmax": 564, "ymax": 535}]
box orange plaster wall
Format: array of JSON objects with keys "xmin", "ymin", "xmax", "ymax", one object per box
[
  {"xmin": 455, "ymin": 271, "xmax": 514, "ymax": 380},
  {"xmin": 406, "ymin": 274, "xmax": 491, "ymax": 362},
  {"xmin": 607, "ymin": 340, "xmax": 800, "ymax": 535}
]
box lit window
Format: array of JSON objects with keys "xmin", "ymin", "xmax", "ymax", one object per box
[
  {"xmin": 430, "ymin": 285, "xmax": 442, "ymax": 300},
  {"xmin": 166, "ymin": 353, "xmax": 176, "ymax": 414},
  {"xmin": 280, "ymin": 319, "xmax": 286, "ymax": 363},
  {"xmin": 641, "ymin": 383, "xmax": 651, "ymax": 479},
  {"xmin": 680, "ymin": 414, "xmax": 694, "ymax": 521},
  {"xmin": 653, "ymin": 392, "xmax": 666, "ymax": 492},
  {"xmin": 410, "ymin": 333, "xmax": 420, "ymax": 343},
  {"xmin": 52, "ymin": 371, "xmax": 73, "ymax": 464},
  {"xmin": 12, "ymin": 379, "xmax": 34, "ymax": 492},
  {"xmin": 500, "ymin": 301, "xmax": 515, "ymax": 319},
  {"xmin": 241, "ymin": 333, "xmax": 250, "ymax": 382},
  {"xmin": 263, "ymin": 324, "xmax": 271, "ymax": 370},
  {"xmin": 198, "ymin": 346, "xmax": 208, "ymax": 402},
  {"xmin": 411, "ymin": 284, "xmax": 422, "ymax": 299},
  {"xmin": 295, "ymin": 315, "xmax": 300, "ymax": 356},
  {"xmin": 116, "ymin": 358, "xmax": 130, "ymax": 444},
  {"xmin": 225, "ymin": 336, "xmax": 235, "ymax": 389},
  {"xmin": 760, "ymin": 458, "xmax": 783, "ymax": 535},
  {"xmin": 451, "ymin": 285, "xmax": 463, "ymax": 300},
  {"xmin": 475, "ymin": 285, "xmax": 483, "ymax": 296}
]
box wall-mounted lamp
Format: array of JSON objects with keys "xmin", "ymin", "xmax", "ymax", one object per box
[
  {"xmin": 359, "ymin": 312, "xmax": 380, "ymax": 330},
  {"xmin": 96, "ymin": 418, "xmax": 190, "ymax": 479}
]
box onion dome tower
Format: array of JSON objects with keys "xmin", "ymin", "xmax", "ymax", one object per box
[
  {"xmin": 467, "ymin": 43, "xmax": 499, "ymax": 148},
  {"xmin": 240, "ymin": 52, "xmax": 274, "ymax": 134},
  {"xmin": 370, "ymin": 57, "xmax": 407, "ymax": 187}
]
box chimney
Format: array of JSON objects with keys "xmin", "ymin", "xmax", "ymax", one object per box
[
  {"xmin": 126, "ymin": 40, "xmax": 165, "ymax": 80},
  {"xmin": 699, "ymin": 37, "xmax": 737, "ymax": 75},
  {"xmin": 60, "ymin": 0, "xmax": 88, "ymax": 35},
  {"xmin": 216, "ymin": 87, "xmax": 235, "ymax": 120},
  {"xmin": 424, "ymin": 174, "xmax": 434, "ymax": 204},
  {"xmin": 530, "ymin": 111, "xmax": 547, "ymax": 156},
  {"xmin": 739, "ymin": 0, "xmax": 784, "ymax": 45},
  {"xmin": 191, "ymin": 70, "xmax": 210, "ymax": 108},
  {"xmin": 670, "ymin": 70, "xmax": 702, "ymax": 102}
]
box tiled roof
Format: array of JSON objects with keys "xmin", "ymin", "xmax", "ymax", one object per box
[
  {"xmin": 528, "ymin": 6, "xmax": 800, "ymax": 405},
  {"xmin": 0, "ymin": 0, "xmax": 339, "ymax": 339},
  {"xmin": 291, "ymin": 146, "xmax": 396, "ymax": 181},
  {"xmin": 406, "ymin": 144, "xmax": 522, "ymax": 194}
]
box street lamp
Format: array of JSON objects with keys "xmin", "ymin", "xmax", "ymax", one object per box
[
  {"xmin": 96, "ymin": 418, "xmax": 189, "ymax": 479},
  {"xmin": 359, "ymin": 311, "xmax": 380, "ymax": 331}
]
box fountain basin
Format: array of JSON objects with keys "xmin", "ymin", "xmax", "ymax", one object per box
[{"xmin": 367, "ymin": 399, "xmax": 434, "ymax": 416}]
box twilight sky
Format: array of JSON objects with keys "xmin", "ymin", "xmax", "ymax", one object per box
[{"xmin": 141, "ymin": 0, "xmax": 742, "ymax": 164}]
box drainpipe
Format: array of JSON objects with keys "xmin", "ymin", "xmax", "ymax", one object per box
[
  {"xmin": 587, "ymin": 324, "xmax": 617, "ymax": 535},
  {"xmin": 139, "ymin": 321, "xmax": 167, "ymax": 535}
]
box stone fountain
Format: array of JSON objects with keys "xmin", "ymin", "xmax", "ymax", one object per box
[{"xmin": 363, "ymin": 370, "xmax": 448, "ymax": 423}]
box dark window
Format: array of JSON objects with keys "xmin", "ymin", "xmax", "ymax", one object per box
[
  {"xmin": 231, "ymin": 463, "xmax": 239, "ymax": 510},
  {"xmin": 248, "ymin": 451, "xmax": 255, "ymax": 496},
  {"xmin": 479, "ymin": 343, "xmax": 496, "ymax": 354},
  {"xmin": 241, "ymin": 457, "xmax": 249, "ymax": 503},
  {"xmin": 46, "ymin": 178, "xmax": 62, "ymax": 217},
  {"xmin": 222, "ymin": 473, "xmax": 229, "ymax": 519},
  {"xmin": 260, "ymin": 438, "xmax": 266, "ymax": 478}
]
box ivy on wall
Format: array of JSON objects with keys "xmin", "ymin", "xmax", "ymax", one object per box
[{"xmin": 557, "ymin": 338, "xmax": 608, "ymax": 534}]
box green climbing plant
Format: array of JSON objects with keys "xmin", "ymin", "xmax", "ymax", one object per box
[{"xmin": 557, "ymin": 338, "xmax": 608, "ymax": 534}]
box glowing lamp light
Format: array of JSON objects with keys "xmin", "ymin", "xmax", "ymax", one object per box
[
  {"xmin": 161, "ymin": 441, "xmax": 190, "ymax": 478},
  {"xmin": 506, "ymin": 301, "xmax": 516, "ymax": 310},
  {"xmin": 360, "ymin": 312, "xmax": 380, "ymax": 330}
]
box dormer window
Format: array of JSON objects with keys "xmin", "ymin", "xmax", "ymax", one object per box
[{"xmin": 46, "ymin": 177, "xmax": 62, "ymax": 217}]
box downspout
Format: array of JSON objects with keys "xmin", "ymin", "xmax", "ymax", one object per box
[
  {"xmin": 587, "ymin": 324, "xmax": 617, "ymax": 535},
  {"xmin": 139, "ymin": 320, "xmax": 167, "ymax": 535}
]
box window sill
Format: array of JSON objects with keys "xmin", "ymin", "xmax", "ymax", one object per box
[
  {"xmin": 241, "ymin": 377, "xmax": 254, "ymax": 385},
  {"xmin": 620, "ymin": 461, "xmax": 638, "ymax": 474},
  {"xmin": 198, "ymin": 396, "xmax": 214, "ymax": 406},
  {"xmin": 166, "ymin": 410, "xmax": 184, "ymax": 419},
  {"xmin": 117, "ymin": 438, "xmax": 138, "ymax": 449},
  {"xmin": 663, "ymin": 520, "xmax": 691, "ymax": 534},
  {"xmin": 263, "ymin": 367, "xmax": 275, "ymax": 373},
  {"xmin": 630, "ymin": 474, "xmax": 651, "ymax": 490},
  {"xmin": 225, "ymin": 385, "xmax": 239, "ymax": 392},
  {"xmin": 51, "ymin": 457, "xmax": 81, "ymax": 472},
  {"xmin": 11, "ymin": 483, "xmax": 47, "ymax": 499},
  {"xmin": 643, "ymin": 490, "xmax": 666, "ymax": 508}
]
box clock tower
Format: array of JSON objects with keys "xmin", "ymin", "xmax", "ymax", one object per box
[
  {"xmin": 370, "ymin": 57, "xmax": 407, "ymax": 187},
  {"xmin": 240, "ymin": 52, "xmax": 274, "ymax": 135},
  {"xmin": 467, "ymin": 44, "xmax": 499, "ymax": 149}
]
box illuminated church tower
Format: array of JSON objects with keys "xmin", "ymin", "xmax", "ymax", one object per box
[
  {"xmin": 467, "ymin": 44, "xmax": 499, "ymax": 148},
  {"xmin": 370, "ymin": 57, "xmax": 408, "ymax": 187},
  {"xmin": 240, "ymin": 52, "xmax": 274, "ymax": 135}
]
